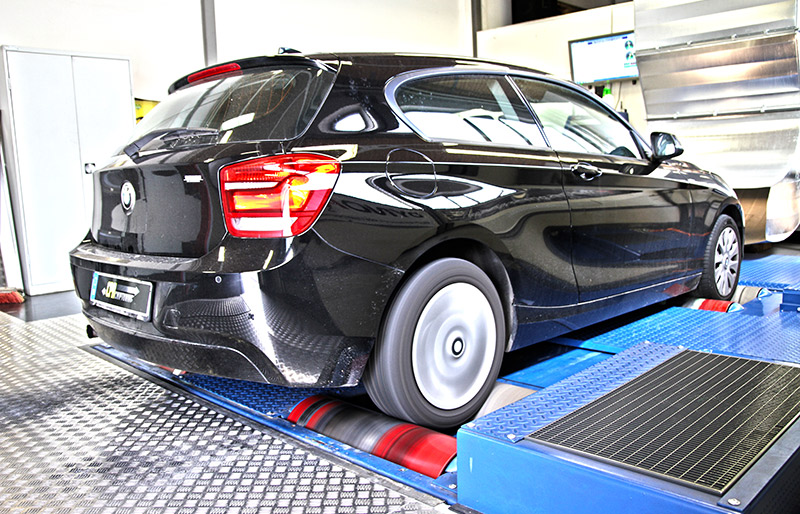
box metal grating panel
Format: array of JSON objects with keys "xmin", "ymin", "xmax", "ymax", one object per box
[
  {"xmin": 528, "ymin": 351, "xmax": 800, "ymax": 494},
  {"xmin": 181, "ymin": 373, "xmax": 340, "ymax": 417},
  {"xmin": 467, "ymin": 342, "xmax": 683, "ymax": 442}
]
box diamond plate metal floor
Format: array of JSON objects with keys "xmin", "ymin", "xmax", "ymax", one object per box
[{"xmin": 0, "ymin": 311, "xmax": 444, "ymax": 514}]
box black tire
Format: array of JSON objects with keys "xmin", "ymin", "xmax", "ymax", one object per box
[
  {"xmin": 363, "ymin": 258, "xmax": 505, "ymax": 429},
  {"xmin": 695, "ymin": 214, "xmax": 741, "ymax": 301}
]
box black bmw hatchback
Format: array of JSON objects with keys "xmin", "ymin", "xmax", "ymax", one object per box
[{"xmin": 70, "ymin": 53, "xmax": 743, "ymax": 428}]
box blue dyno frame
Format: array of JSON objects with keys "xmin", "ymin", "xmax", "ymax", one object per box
[
  {"xmin": 93, "ymin": 254, "xmax": 800, "ymax": 513},
  {"xmin": 457, "ymin": 342, "xmax": 800, "ymax": 514},
  {"xmin": 458, "ymin": 255, "xmax": 800, "ymax": 513}
]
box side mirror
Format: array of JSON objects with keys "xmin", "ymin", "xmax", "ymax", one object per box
[{"xmin": 651, "ymin": 132, "xmax": 684, "ymax": 161}]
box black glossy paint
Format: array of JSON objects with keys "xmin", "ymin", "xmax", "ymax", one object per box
[
  {"xmin": 70, "ymin": 53, "xmax": 742, "ymax": 388},
  {"xmin": 562, "ymin": 152, "xmax": 695, "ymax": 302}
]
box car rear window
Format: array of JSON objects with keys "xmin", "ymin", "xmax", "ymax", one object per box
[
  {"xmin": 128, "ymin": 65, "xmax": 335, "ymax": 147},
  {"xmin": 392, "ymin": 74, "xmax": 547, "ymax": 147}
]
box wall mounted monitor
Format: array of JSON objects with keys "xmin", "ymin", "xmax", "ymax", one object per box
[{"xmin": 569, "ymin": 32, "xmax": 638, "ymax": 84}]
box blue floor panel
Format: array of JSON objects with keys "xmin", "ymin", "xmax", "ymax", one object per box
[
  {"xmin": 501, "ymin": 348, "xmax": 612, "ymax": 390},
  {"xmin": 740, "ymin": 254, "xmax": 800, "ymax": 290},
  {"xmin": 577, "ymin": 306, "xmax": 800, "ymax": 364},
  {"xmin": 459, "ymin": 335, "xmax": 800, "ymax": 514},
  {"xmin": 460, "ymin": 254, "xmax": 800, "ymax": 513},
  {"xmin": 459, "ymin": 343, "xmax": 731, "ymax": 514}
]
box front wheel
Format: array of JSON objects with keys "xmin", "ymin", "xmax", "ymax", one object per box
[
  {"xmin": 695, "ymin": 214, "xmax": 741, "ymax": 300},
  {"xmin": 363, "ymin": 258, "xmax": 505, "ymax": 429}
]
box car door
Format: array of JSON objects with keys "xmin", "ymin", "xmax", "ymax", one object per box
[{"xmin": 512, "ymin": 77, "xmax": 694, "ymax": 303}]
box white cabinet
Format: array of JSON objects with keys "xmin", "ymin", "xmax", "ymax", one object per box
[{"xmin": 0, "ymin": 47, "xmax": 134, "ymax": 295}]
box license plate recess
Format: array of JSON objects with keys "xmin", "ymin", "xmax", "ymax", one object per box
[{"xmin": 90, "ymin": 272, "xmax": 153, "ymax": 321}]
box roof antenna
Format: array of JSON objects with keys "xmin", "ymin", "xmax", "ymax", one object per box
[{"xmin": 278, "ymin": 47, "xmax": 301, "ymax": 55}]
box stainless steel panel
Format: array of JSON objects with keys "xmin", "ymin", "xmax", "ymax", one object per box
[
  {"xmin": 634, "ymin": 3, "xmax": 800, "ymax": 241},
  {"xmin": 639, "ymin": 34, "xmax": 800, "ymax": 119},
  {"xmin": 648, "ymin": 111, "xmax": 800, "ymax": 188},
  {"xmin": 649, "ymin": 112, "xmax": 800, "ymax": 242},
  {"xmin": 635, "ymin": 0, "xmax": 798, "ymax": 50}
]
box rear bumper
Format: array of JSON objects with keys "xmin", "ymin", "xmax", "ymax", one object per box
[{"xmin": 70, "ymin": 236, "xmax": 401, "ymax": 387}]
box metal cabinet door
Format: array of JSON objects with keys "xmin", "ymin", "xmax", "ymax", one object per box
[
  {"xmin": 2, "ymin": 49, "xmax": 83, "ymax": 295},
  {"xmin": 72, "ymin": 56, "xmax": 134, "ymax": 229},
  {"xmin": 1, "ymin": 48, "xmax": 132, "ymax": 295}
]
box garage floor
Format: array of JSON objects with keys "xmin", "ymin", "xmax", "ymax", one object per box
[
  {"xmin": 0, "ymin": 312, "xmax": 444, "ymax": 513},
  {"xmin": 2, "ymin": 241, "xmax": 799, "ymax": 513}
]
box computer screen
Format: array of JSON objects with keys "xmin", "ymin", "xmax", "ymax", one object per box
[{"xmin": 569, "ymin": 32, "xmax": 638, "ymax": 84}]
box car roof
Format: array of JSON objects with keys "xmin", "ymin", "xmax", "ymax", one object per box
[
  {"xmin": 169, "ymin": 52, "xmax": 549, "ymax": 94},
  {"xmin": 311, "ymin": 52, "xmax": 547, "ymax": 74}
]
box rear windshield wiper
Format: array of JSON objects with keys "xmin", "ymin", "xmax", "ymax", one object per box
[{"xmin": 123, "ymin": 128, "xmax": 220, "ymax": 158}]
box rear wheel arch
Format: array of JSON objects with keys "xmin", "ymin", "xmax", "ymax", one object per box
[{"xmin": 397, "ymin": 238, "xmax": 516, "ymax": 351}]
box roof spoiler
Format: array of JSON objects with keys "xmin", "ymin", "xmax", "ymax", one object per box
[{"xmin": 168, "ymin": 55, "xmax": 338, "ymax": 94}]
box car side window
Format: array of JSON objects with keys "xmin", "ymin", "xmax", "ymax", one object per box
[
  {"xmin": 513, "ymin": 77, "xmax": 642, "ymax": 159},
  {"xmin": 394, "ymin": 75, "xmax": 547, "ymax": 147}
]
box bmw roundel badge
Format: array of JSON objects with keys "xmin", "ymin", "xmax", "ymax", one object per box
[{"xmin": 120, "ymin": 181, "xmax": 136, "ymax": 214}]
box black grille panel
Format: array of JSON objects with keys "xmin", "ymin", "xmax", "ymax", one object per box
[{"xmin": 528, "ymin": 351, "xmax": 800, "ymax": 494}]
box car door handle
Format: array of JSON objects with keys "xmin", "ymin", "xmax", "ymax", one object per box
[{"xmin": 571, "ymin": 162, "xmax": 603, "ymax": 181}]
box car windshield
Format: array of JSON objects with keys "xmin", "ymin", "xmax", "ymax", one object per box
[{"xmin": 127, "ymin": 65, "xmax": 335, "ymax": 151}]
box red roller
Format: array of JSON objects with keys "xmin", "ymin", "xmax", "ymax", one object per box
[
  {"xmin": 700, "ymin": 299, "xmax": 733, "ymax": 312},
  {"xmin": 683, "ymin": 298, "xmax": 743, "ymax": 313},
  {"xmin": 288, "ymin": 395, "xmax": 456, "ymax": 478}
]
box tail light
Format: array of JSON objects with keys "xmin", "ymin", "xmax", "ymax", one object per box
[{"xmin": 220, "ymin": 153, "xmax": 340, "ymax": 238}]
